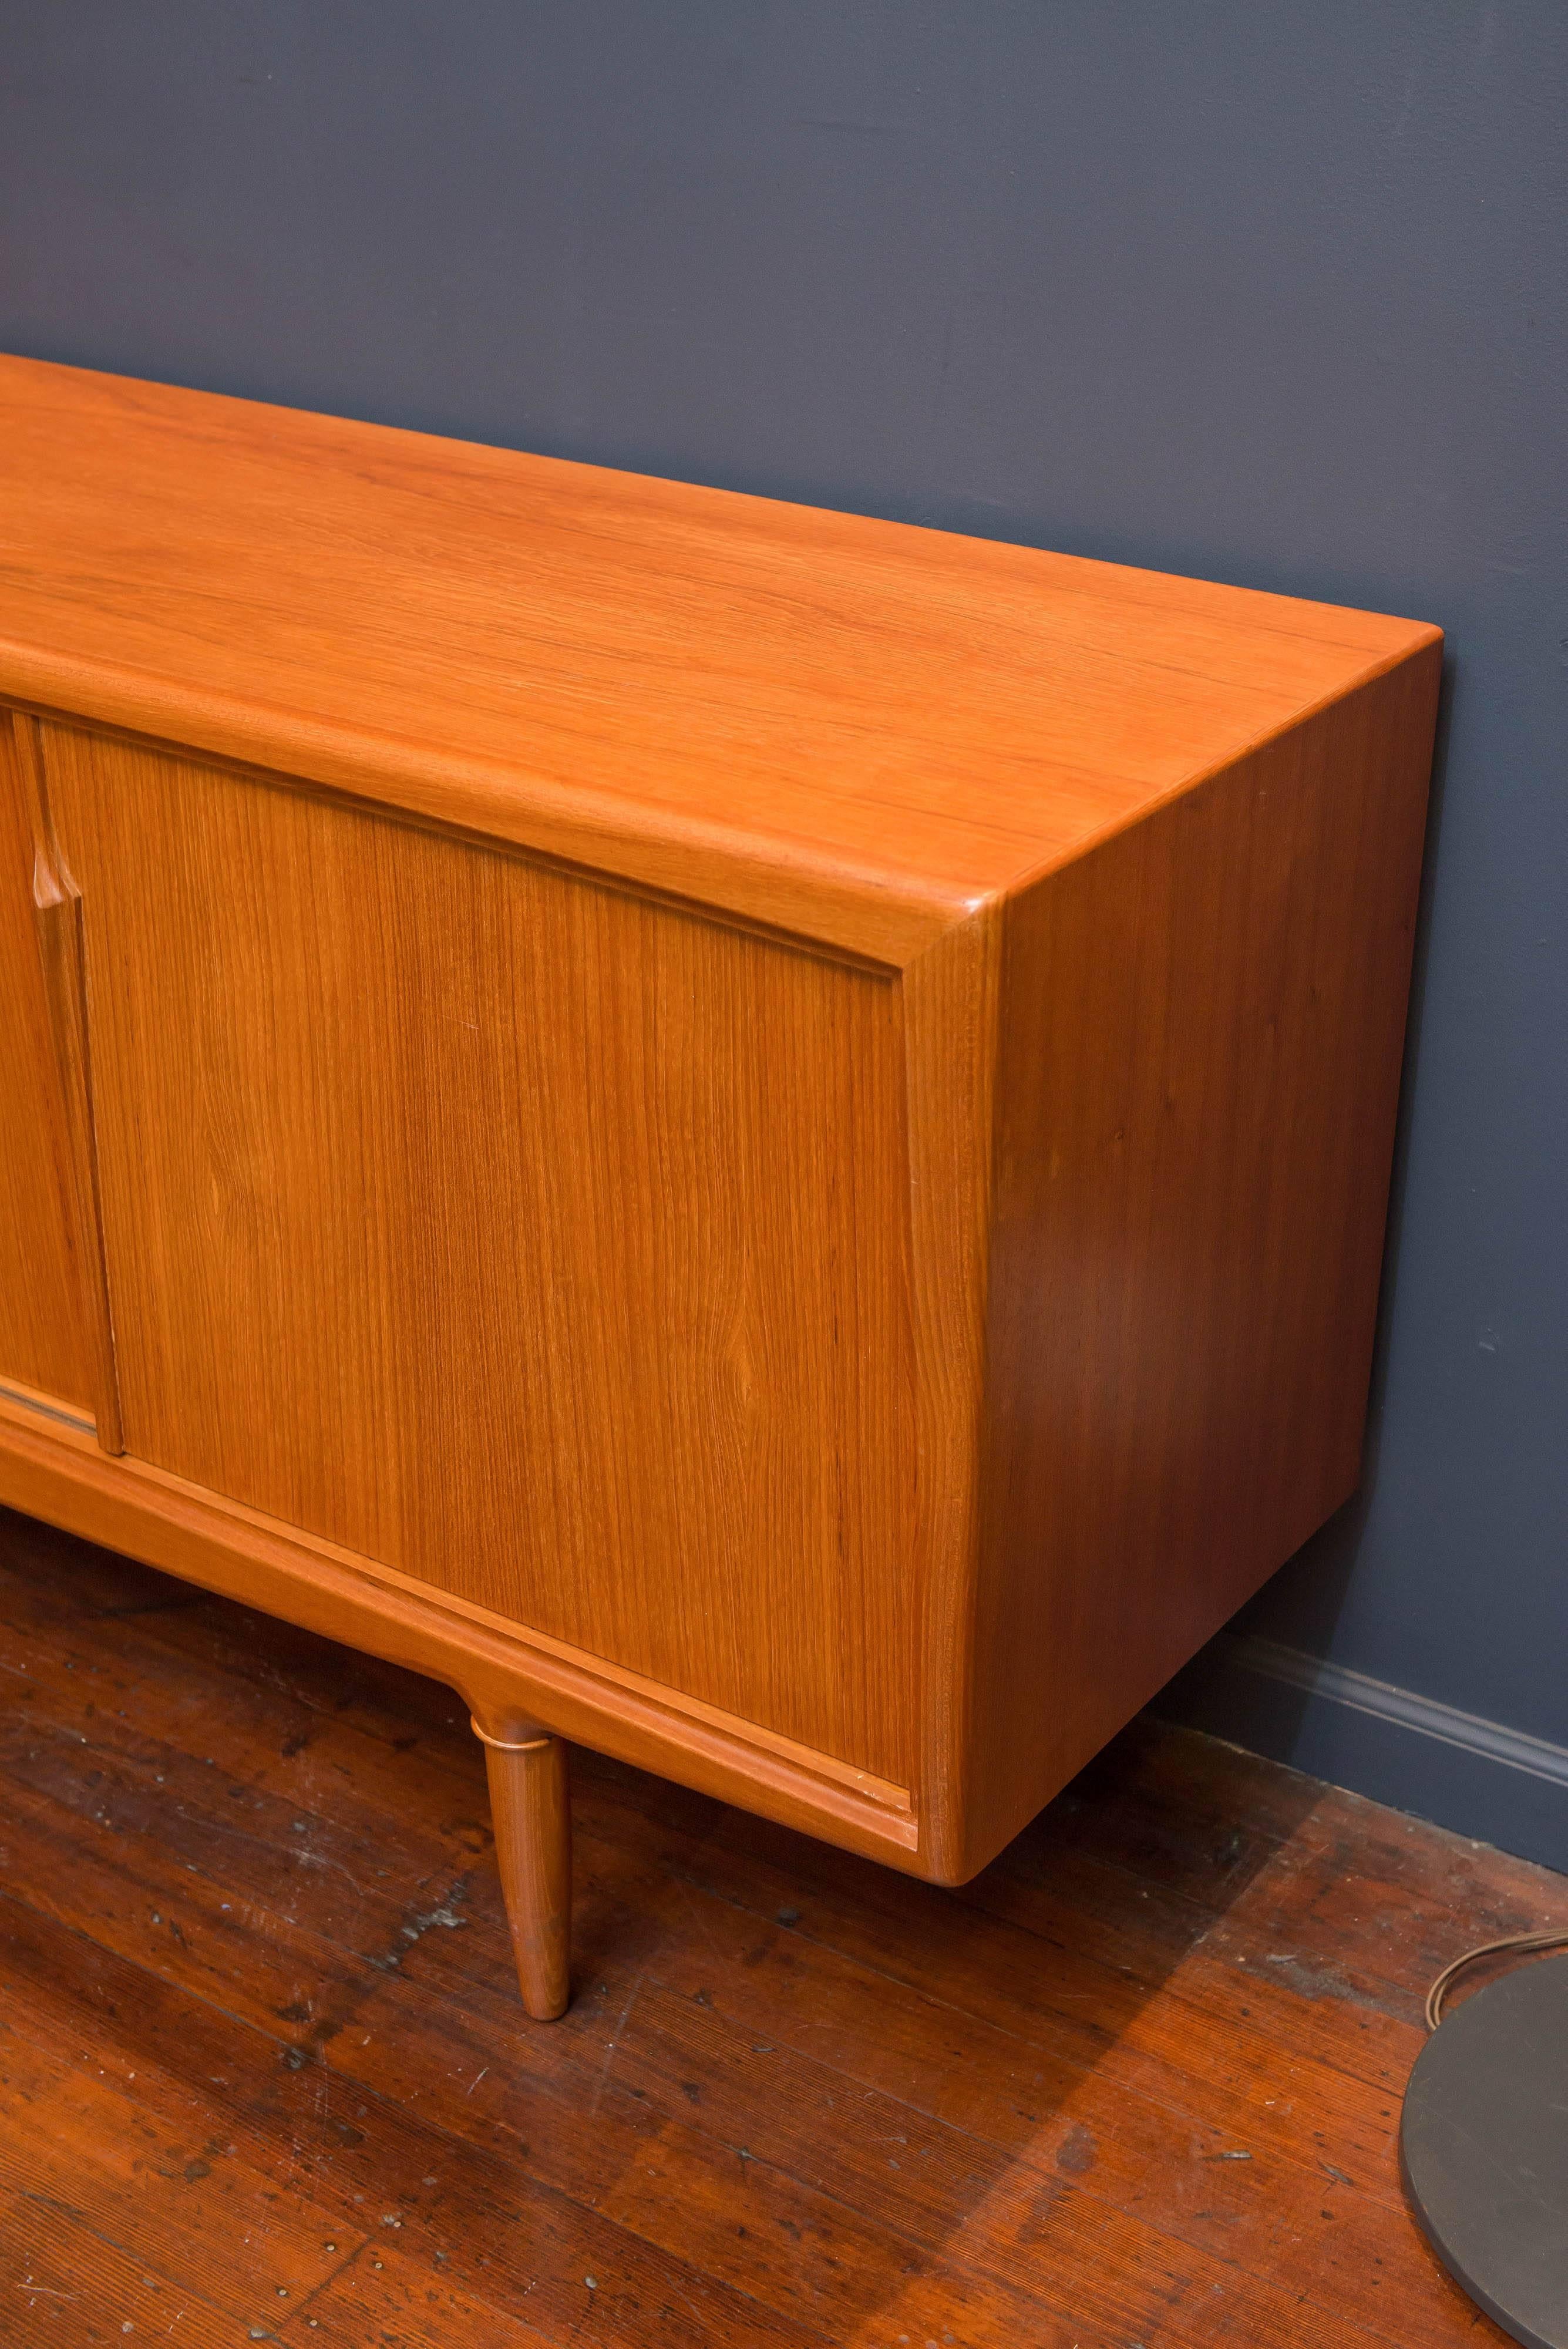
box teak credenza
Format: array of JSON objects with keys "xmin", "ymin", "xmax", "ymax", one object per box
[{"xmin": 0, "ymin": 356, "xmax": 1440, "ymax": 2020}]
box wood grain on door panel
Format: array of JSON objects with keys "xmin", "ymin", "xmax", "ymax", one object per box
[
  {"xmin": 0, "ymin": 712, "xmax": 103, "ymax": 1415},
  {"xmin": 44, "ymin": 724, "xmax": 917, "ymax": 1784}
]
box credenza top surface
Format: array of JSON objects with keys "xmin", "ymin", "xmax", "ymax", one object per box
[{"xmin": 0, "ymin": 354, "xmax": 1438, "ymax": 958}]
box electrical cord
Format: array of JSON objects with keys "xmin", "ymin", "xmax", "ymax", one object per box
[{"xmin": 1424, "ymin": 1928, "xmax": 1568, "ymax": 2031}]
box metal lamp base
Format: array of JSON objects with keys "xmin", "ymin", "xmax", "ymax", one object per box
[{"xmin": 1401, "ymin": 1951, "xmax": 1568, "ymax": 2347}]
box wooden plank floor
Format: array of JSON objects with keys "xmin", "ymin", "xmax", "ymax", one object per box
[{"xmin": 1, "ymin": 1507, "xmax": 1556, "ymax": 2346}]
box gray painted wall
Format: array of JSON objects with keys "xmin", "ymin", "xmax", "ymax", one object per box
[{"xmin": 2, "ymin": 5, "xmax": 1564, "ymax": 1863}]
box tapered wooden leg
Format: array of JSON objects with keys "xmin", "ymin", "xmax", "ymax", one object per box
[{"xmin": 472, "ymin": 1718, "xmax": 572, "ymax": 2020}]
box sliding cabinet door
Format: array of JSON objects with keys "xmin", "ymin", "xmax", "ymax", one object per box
[
  {"xmin": 0, "ymin": 710, "xmax": 117, "ymax": 1431},
  {"xmin": 43, "ymin": 721, "xmax": 918, "ymax": 1791}
]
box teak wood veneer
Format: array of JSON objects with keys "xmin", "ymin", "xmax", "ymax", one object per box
[{"xmin": 0, "ymin": 355, "xmax": 1441, "ymax": 2019}]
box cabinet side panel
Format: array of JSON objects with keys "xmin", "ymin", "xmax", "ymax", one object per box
[
  {"xmin": 0, "ymin": 711, "xmax": 99, "ymax": 1411},
  {"xmin": 964, "ymin": 645, "xmax": 1440, "ymax": 1872},
  {"xmin": 45, "ymin": 727, "xmax": 918, "ymax": 1785}
]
